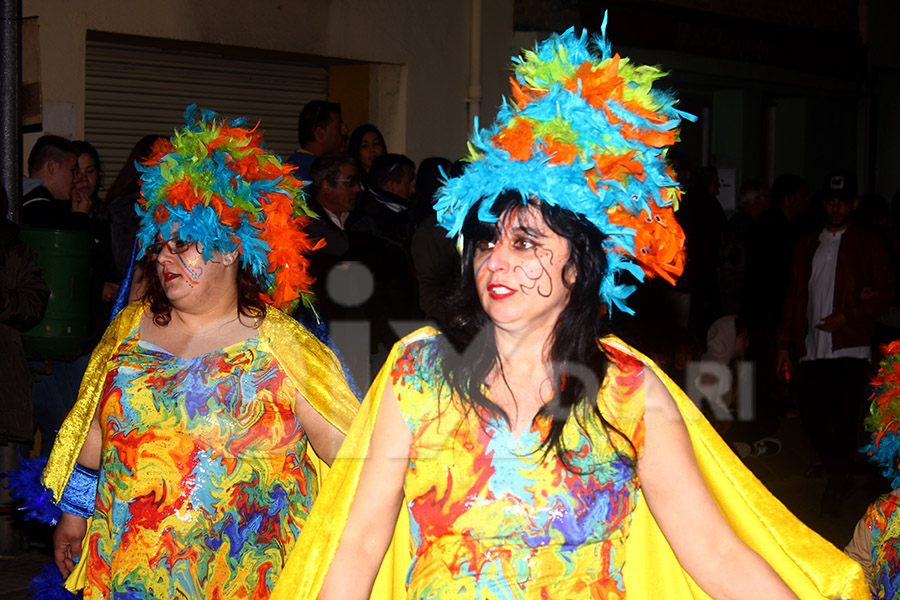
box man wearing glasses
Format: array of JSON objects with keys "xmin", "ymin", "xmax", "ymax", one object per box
[{"xmin": 307, "ymin": 152, "xmax": 361, "ymax": 241}]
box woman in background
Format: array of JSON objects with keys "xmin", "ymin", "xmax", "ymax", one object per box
[
  {"xmin": 73, "ymin": 140, "xmax": 120, "ymax": 338},
  {"xmin": 349, "ymin": 124, "xmax": 387, "ymax": 179},
  {"xmin": 72, "ymin": 141, "xmax": 103, "ymax": 219},
  {"xmin": 104, "ymin": 134, "xmax": 166, "ymax": 280}
]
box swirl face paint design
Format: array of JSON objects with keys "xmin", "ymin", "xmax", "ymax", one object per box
[
  {"xmin": 149, "ymin": 238, "xmax": 204, "ymax": 287},
  {"xmin": 513, "ymin": 246, "xmax": 555, "ymax": 298},
  {"xmin": 155, "ymin": 240, "xmax": 219, "ymax": 297},
  {"xmin": 474, "ymin": 205, "xmax": 571, "ymax": 330},
  {"xmin": 389, "ymin": 335, "xmax": 646, "ymax": 599}
]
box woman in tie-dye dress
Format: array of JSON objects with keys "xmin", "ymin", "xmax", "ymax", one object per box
[
  {"xmin": 270, "ymin": 24, "xmax": 868, "ymax": 600},
  {"xmin": 40, "ymin": 107, "xmax": 358, "ymax": 599}
]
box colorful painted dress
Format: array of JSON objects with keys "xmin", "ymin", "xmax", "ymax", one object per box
[
  {"xmin": 84, "ymin": 327, "xmax": 317, "ymax": 600},
  {"xmin": 271, "ymin": 328, "xmax": 868, "ymax": 600},
  {"xmin": 851, "ymin": 491, "xmax": 900, "ymax": 598},
  {"xmin": 390, "ymin": 333, "xmax": 646, "ymax": 599}
]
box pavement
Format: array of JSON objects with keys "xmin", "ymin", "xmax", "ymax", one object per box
[
  {"xmin": 0, "ymin": 522, "xmax": 53, "ymax": 600},
  {"xmin": 0, "ymin": 551, "xmax": 50, "ymax": 600},
  {"xmin": 0, "ymin": 411, "xmax": 884, "ymax": 599},
  {"xmin": 739, "ymin": 411, "xmax": 888, "ymax": 548}
]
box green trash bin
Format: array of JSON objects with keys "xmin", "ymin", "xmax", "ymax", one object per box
[{"xmin": 19, "ymin": 228, "xmax": 91, "ymax": 360}]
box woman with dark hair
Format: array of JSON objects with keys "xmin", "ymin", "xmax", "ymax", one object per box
[
  {"xmin": 73, "ymin": 140, "xmax": 121, "ymax": 340},
  {"xmin": 348, "ymin": 123, "xmax": 386, "ymax": 176},
  {"xmin": 30, "ymin": 107, "xmax": 358, "ymax": 599},
  {"xmin": 72, "ymin": 141, "xmax": 103, "ymax": 218},
  {"xmin": 105, "ymin": 134, "xmax": 166, "ymax": 279},
  {"xmin": 410, "ymin": 156, "xmax": 458, "ymax": 326},
  {"xmin": 272, "ymin": 26, "xmax": 866, "ymax": 600}
]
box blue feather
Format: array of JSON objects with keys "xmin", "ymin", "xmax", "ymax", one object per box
[
  {"xmin": 433, "ymin": 16, "xmax": 690, "ymax": 315},
  {"xmin": 29, "ymin": 562, "xmax": 80, "ymax": 600},
  {"xmin": 2, "ymin": 455, "xmax": 61, "ymax": 526}
]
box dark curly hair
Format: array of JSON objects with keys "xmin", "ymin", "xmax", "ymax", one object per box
[
  {"xmin": 438, "ymin": 193, "xmax": 635, "ymax": 471},
  {"xmin": 143, "ymin": 257, "xmax": 267, "ymax": 327}
]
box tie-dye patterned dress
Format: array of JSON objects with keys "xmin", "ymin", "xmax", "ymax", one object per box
[
  {"xmin": 859, "ymin": 492, "xmax": 900, "ymax": 598},
  {"xmin": 389, "ymin": 333, "xmax": 646, "ymax": 599},
  {"xmin": 83, "ymin": 328, "xmax": 318, "ymax": 600}
]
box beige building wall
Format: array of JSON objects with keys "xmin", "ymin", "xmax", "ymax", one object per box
[{"xmin": 22, "ymin": 0, "xmax": 515, "ymax": 165}]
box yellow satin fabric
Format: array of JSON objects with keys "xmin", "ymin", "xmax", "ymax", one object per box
[
  {"xmin": 42, "ymin": 304, "xmax": 138, "ymax": 502},
  {"xmin": 41, "ymin": 301, "xmax": 360, "ymax": 592},
  {"xmin": 271, "ymin": 328, "xmax": 871, "ymax": 600}
]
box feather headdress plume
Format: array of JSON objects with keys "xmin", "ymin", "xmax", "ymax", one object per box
[
  {"xmin": 435, "ymin": 15, "xmax": 694, "ymax": 313},
  {"xmin": 863, "ymin": 340, "xmax": 900, "ymax": 488},
  {"xmin": 136, "ymin": 105, "xmax": 321, "ymax": 312}
]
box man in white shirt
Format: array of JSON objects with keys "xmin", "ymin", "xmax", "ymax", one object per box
[{"xmin": 777, "ymin": 170, "xmax": 894, "ymax": 514}]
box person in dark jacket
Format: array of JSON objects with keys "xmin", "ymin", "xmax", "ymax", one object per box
[
  {"xmin": 286, "ymin": 101, "xmax": 348, "ymax": 181},
  {"xmin": 0, "ymin": 187, "xmax": 50, "ymax": 444},
  {"xmin": 777, "ymin": 170, "xmax": 895, "ymax": 514},
  {"xmin": 20, "ymin": 135, "xmax": 87, "ymax": 230}
]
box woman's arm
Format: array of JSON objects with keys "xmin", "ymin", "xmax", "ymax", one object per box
[
  {"xmin": 54, "ymin": 513, "xmax": 87, "ymax": 578},
  {"xmin": 317, "ymin": 383, "xmax": 412, "ymax": 600},
  {"xmin": 295, "ymin": 392, "xmax": 348, "ymax": 467},
  {"xmin": 844, "ymin": 513, "xmax": 874, "ymax": 593},
  {"xmin": 53, "ymin": 405, "xmax": 102, "ymax": 577},
  {"xmin": 636, "ymin": 368, "xmax": 798, "ymax": 600}
]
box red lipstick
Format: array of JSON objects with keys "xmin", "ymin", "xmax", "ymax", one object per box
[{"xmin": 487, "ymin": 283, "xmax": 516, "ymax": 300}]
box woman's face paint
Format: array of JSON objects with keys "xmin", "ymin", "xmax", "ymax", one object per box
[
  {"xmin": 154, "ymin": 239, "xmax": 221, "ymax": 303},
  {"xmin": 172, "ymin": 249, "xmax": 204, "ymax": 285},
  {"xmin": 473, "ymin": 204, "xmax": 574, "ymax": 334}
]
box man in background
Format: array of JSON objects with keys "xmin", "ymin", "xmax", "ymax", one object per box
[
  {"xmin": 20, "ymin": 135, "xmax": 87, "ymax": 229},
  {"xmin": 777, "ymin": 170, "xmax": 894, "ymax": 514},
  {"xmin": 286, "ymin": 101, "xmax": 348, "ymax": 180}
]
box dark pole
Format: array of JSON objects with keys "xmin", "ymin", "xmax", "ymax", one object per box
[{"xmin": 0, "ymin": 0, "xmax": 21, "ymax": 223}]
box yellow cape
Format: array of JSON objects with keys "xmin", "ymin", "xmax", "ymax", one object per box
[
  {"xmin": 42, "ymin": 301, "xmax": 360, "ymax": 592},
  {"xmin": 271, "ymin": 328, "xmax": 870, "ymax": 600}
]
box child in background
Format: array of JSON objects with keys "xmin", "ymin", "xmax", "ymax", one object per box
[
  {"xmin": 690, "ymin": 315, "xmax": 781, "ymax": 457},
  {"xmin": 845, "ymin": 340, "xmax": 900, "ymax": 597},
  {"xmin": 693, "ymin": 315, "xmax": 749, "ymax": 424}
]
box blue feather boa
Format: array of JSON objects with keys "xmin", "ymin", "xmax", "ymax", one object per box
[
  {"xmin": 29, "ymin": 562, "xmax": 80, "ymax": 600},
  {"xmin": 2, "ymin": 455, "xmax": 61, "ymax": 526}
]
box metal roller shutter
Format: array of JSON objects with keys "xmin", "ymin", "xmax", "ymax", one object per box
[{"xmin": 85, "ymin": 38, "xmax": 329, "ymax": 179}]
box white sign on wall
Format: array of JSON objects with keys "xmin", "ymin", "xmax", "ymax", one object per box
[{"xmin": 718, "ymin": 167, "xmax": 737, "ymax": 212}]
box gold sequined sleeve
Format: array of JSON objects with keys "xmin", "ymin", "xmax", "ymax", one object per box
[
  {"xmin": 260, "ymin": 307, "xmax": 359, "ymax": 433},
  {"xmin": 41, "ymin": 302, "xmax": 146, "ymax": 502}
]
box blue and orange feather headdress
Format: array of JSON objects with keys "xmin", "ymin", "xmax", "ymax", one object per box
[
  {"xmin": 863, "ymin": 340, "xmax": 900, "ymax": 487},
  {"xmin": 135, "ymin": 105, "xmax": 321, "ymax": 312},
  {"xmin": 435, "ymin": 17, "xmax": 695, "ymax": 313}
]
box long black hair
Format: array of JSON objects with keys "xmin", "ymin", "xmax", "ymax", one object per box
[
  {"xmin": 439, "ymin": 193, "xmax": 636, "ymax": 470},
  {"xmin": 348, "ymin": 123, "xmax": 387, "ymax": 174}
]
